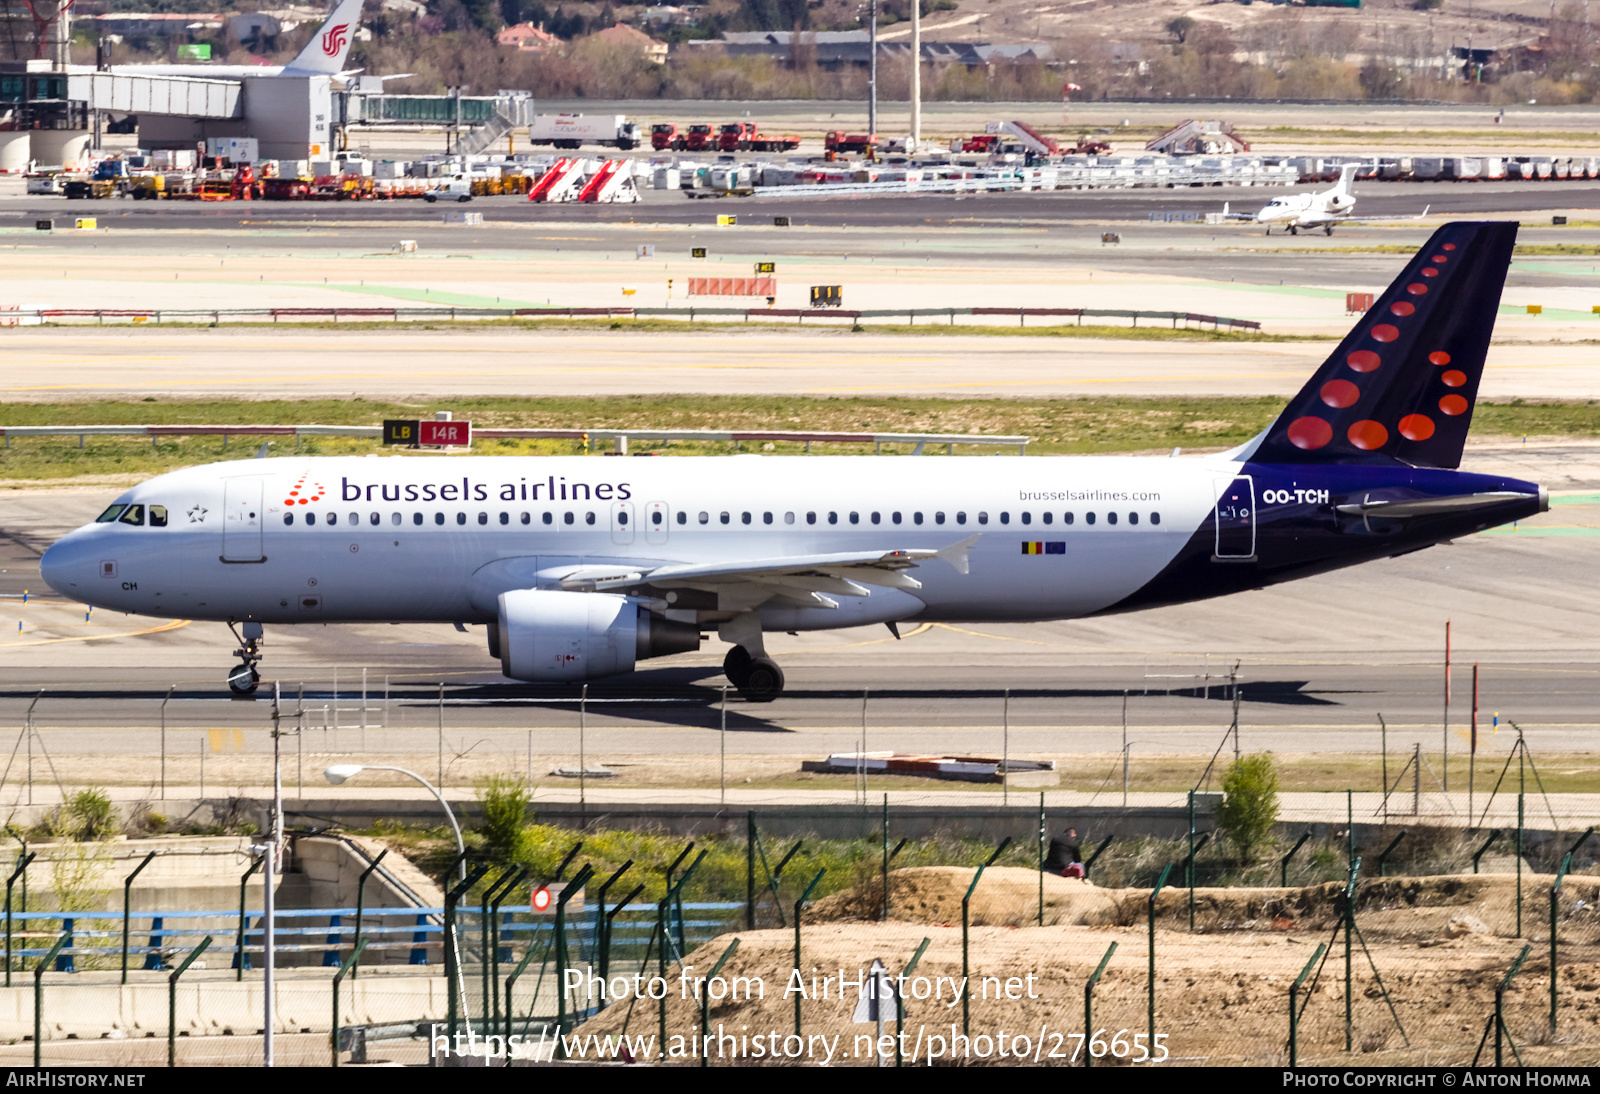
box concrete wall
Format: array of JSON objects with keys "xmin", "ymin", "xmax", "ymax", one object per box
[{"xmin": 289, "ymin": 835, "xmax": 443, "ymax": 968}]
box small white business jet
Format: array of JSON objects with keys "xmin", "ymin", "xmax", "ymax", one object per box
[{"xmin": 1225, "ymin": 164, "xmax": 1428, "ymax": 235}]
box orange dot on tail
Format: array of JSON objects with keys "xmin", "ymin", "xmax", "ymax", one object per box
[
  {"xmin": 1347, "ymin": 350, "xmax": 1382, "ymax": 373},
  {"xmin": 1370, "ymin": 324, "xmax": 1399, "ymax": 343},
  {"xmin": 1398, "ymin": 414, "xmax": 1436, "ymax": 441},
  {"xmin": 1439, "ymin": 394, "xmax": 1469, "ymax": 416},
  {"xmin": 1442, "ymin": 369, "xmax": 1467, "ymax": 387},
  {"xmin": 1321, "ymin": 379, "xmax": 1360, "ymax": 408},
  {"xmin": 1347, "ymin": 420, "xmax": 1389, "ymax": 450},
  {"xmin": 1287, "ymin": 417, "xmax": 1333, "ymax": 450},
  {"xmin": 1390, "ymin": 302, "xmax": 1415, "ymax": 317},
  {"xmin": 1429, "ymin": 350, "xmax": 1451, "ymax": 366}
]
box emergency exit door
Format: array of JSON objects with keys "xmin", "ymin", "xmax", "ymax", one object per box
[{"xmin": 1213, "ymin": 475, "xmax": 1255, "ymax": 560}]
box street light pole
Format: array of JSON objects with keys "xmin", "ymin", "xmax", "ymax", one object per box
[{"xmin": 325, "ymin": 765, "xmax": 466, "ymax": 881}]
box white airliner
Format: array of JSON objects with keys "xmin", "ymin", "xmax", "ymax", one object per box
[
  {"xmin": 1225, "ymin": 164, "xmax": 1428, "ymax": 236},
  {"xmin": 112, "ymin": 0, "xmax": 363, "ymax": 80},
  {"xmin": 40, "ymin": 223, "xmax": 1544, "ymax": 701}
]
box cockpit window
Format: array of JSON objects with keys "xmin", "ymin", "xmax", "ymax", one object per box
[
  {"xmin": 95, "ymin": 504, "xmax": 126, "ymax": 523},
  {"xmin": 149, "ymin": 505, "xmax": 168, "ymax": 528},
  {"xmin": 117, "ymin": 504, "xmax": 145, "ymax": 526}
]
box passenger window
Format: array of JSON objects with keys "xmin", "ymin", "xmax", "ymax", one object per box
[
  {"xmin": 499, "ymin": 512, "xmax": 509, "ymax": 525},
  {"xmin": 870, "ymin": 512, "xmax": 881, "ymax": 525},
  {"xmin": 283, "ymin": 513, "xmax": 294, "ymax": 526},
  {"xmin": 1151, "ymin": 512, "xmax": 1162, "ymax": 526},
  {"xmin": 999, "ymin": 512, "xmax": 1009, "ymax": 525},
  {"xmin": 543, "ymin": 513, "xmax": 553, "ymax": 525},
  {"xmin": 806, "ymin": 512, "xmax": 816, "ymax": 525},
  {"xmin": 456, "ymin": 513, "xmax": 466, "ymax": 525},
  {"xmin": 914, "ymin": 512, "xmax": 923, "ymax": 525},
  {"xmin": 1041, "ymin": 512, "xmax": 1052, "ymax": 525},
  {"xmin": 1107, "ymin": 512, "xmax": 1118, "ymax": 526},
  {"xmin": 391, "ymin": 513, "xmax": 401, "ymax": 526},
  {"xmin": 95, "ymin": 505, "xmax": 126, "ymax": 523},
  {"xmin": 1020, "ymin": 512, "xmax": 1030, "ymax": 526},
  {"xmin": 368, "ymin": 513, "xmax": 379, "ymax": 526},
  {"xmin": 328, "ymin": 513, "xmax": 338, "ymax": 526},
  {"xmin": 307, "ymin": 513, "xmax": 317, "ymax": 526},
  {"xmin": 521, "ymin": 513, "xmax": 530, "ymax": 525},
  {"xmin": 618, "ymin": 512, "xmax": 628, "ymax": 526},
  {"xmin": 1129, "ymin": 512, "xmax": 1139, "ymax": 526},
  {"xmin": 720, "ymin": 512, "xmax": 730, "ymax": 525},
  {"xmin": 1086, "ymin": 512, "xmax": 1096, "ymax": 525},
  {"xmin": 849, "ymin": 512, "xmax": 860, "ymax": 525},
  {"xmin": 891, "ymin": 512, "xmax": 901, "ymax": 525},
  {"xmin": 762, "ymin": 512, "xmax": 772, "ymax": 525},
  {"xmin": 675, "ymin": 511, "xmax": 686, "ymax": 525},
  {"xmin": 118, "ymin": 505, "xmax": 145, "ymax": 526},
  {"xmin": 478, "ymin": 513, "xmax": 488, "ymax": 525},
  {"xmin": 977, "ymin": 512, "xmax": 988, "ymax": 525},
  {"xmin": 411, "ymin": 513, "xmax": 421, "ymax": 526},
  {"xmin": 564, "ymin": 512, "xmax": 575, "ymax": 525},
  {"xmin": 828, "ymin": 512, "xmax": 838, "ymax": 525},
  {"xmin": 697, "ymin": 511, "xmax": 708, "ymax": 524},
  {"xmin": 651, "ymin": 511, "xmax": 662, "ymax": 526},
  {"xmin": 434, "ymin": 513, "xmax": 444, "ymax": 526},
  {"xmin": 149, "ymin": 505, "xmax": 168, "ymax": 527},
  {"xmin": 585, "ymin": 512, "xmax": 596, "ymax": 525},
  {"xmin": 1064, "ymin": 512, "xmax": 1074, "ymax": 525},
  {"xmin": 784, "ymin": 512, "xmax": 795, "ymax": 524},
  {"xmin": 935, "ymin": 512, "xmax": 945, "ymax": 525},
  {"xmin": 742, "ymin": 512, "xmax": 751, "ymax": 525},
  {"xmin": 349, "ymin": 513, "xmax": 359, "ymax": 526}
]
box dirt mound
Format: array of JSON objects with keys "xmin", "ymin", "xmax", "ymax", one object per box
[{"xmin": 806, "ymin": 865, "xmax": 1120, "ymax": 928}]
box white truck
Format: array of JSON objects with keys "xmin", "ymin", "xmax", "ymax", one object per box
[
  {"xmin": 526, "ymin": 113, "xmax": 640, "ymax": 151},
  {"xmin": 424, "ymin": 174, "xmax": 473, "ymax": 202}
]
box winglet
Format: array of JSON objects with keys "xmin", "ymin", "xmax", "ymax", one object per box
[{"xmin": 936, "ymin": 533, "xmax": 981, "ymax": 574}]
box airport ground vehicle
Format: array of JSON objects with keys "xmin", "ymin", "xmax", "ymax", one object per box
[
  {"xmin": 527, "ymin": 114, "xmax": 640, "ymax": 150},
  {"xmin": 424, "ymin": 175, "xmax": 473, "ymax": 202},
  {"xmin": 824, "ymin": 131, "xmax": 877, "ymax": 155},
  {"xmin": 41, "ymin": 224, "xmax": 1542, "ymax": 703}
]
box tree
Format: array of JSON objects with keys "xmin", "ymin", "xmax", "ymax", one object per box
[
  {"xmin": 1217, "ymin": 753, "xmax": 1280, "ymax": 859},
  {"xmin": 1166, "ymin": 16, "xmax": 1195, "ymax": 44}
]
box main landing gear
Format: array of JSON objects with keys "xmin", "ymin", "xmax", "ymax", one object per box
[
  {"xmin": 226, "ymin": 621, "xmax": 264, "ymax": 698},
  {"xmin": 723, "ymin": 645, "xmax": 785, "ymax": 702}
]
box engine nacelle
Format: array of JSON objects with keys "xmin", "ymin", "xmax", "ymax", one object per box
[{"xmin": 497, "ymin": 589, "xmax": 700, "ymax": 682}]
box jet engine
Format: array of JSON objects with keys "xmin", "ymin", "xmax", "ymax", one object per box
[{"xmin": 496, "ymin": 589, "xmax": 700, "ymax": 682}]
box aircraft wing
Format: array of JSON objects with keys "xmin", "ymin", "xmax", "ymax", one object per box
[
  {"xmin": 557, "ymin": 535, "xmax": 980, "ymax": 605},
  {"xmin": 1220, "ymin": 202, "xmax": 1255, "ymax": 220},
  {"xmin": 1327, "ymin": 205, "xmax": 1431, "ymax": 224}
]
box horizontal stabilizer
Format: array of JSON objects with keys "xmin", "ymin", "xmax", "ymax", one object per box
[{"xmin": 1335, "ymin": 490, "xmax": 1544, "ymax": 519}]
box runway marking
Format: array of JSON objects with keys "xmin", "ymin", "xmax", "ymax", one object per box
[
  {"xmin": 0, "ymin": 617, "xmax": 191, "ymax": 647},
  {"xmin": 809, "ymin": 370, "xmax": 1298, "ymax": 393}
]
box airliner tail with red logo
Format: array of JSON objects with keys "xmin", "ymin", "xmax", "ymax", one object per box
[{"xmin": 113, "ymin": 0, "xmax": 363, "ymax": 79}]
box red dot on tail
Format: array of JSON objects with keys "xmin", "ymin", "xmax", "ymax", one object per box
[
  {"xmin": 1429, "ymin": 350, "xmax": 1451, "ymax": 365},
  {"xmin": 1432, "ymin": 255, "xmax": 1448, "ymax": 263},
  {"xmin": 1390, "ymin": 302, "xmax": 1415, "ymax": 317},
  {"xmin": 1442, "ymin": 369, "xmax": 1467, "ymax": 387},
  {"xmin": 1370, "ymin": 324, "xmax": 1399, "ymax": 343},
  {"xmin": 1439, "ymin": 394, "xmax": 1469, "ymax": 416},
  {"xmin": 1320, "ymin": 379, "xmax": 1360, "ymax": 408},
  {"xmin": 1398, "ymin": 414, "xmax": 1436, "ymax": 441},
  {"xmin": 1287, "ymin": 417, "xmax": 1333, "ymax": 450},
  {"xmin": 1407, "ymin": 283, "xmax": 1429, "ymax": 295},
  {"xmin": 1347, "ymin": 420, "xmax": 1389, "ymax": 450},
  {"xmin": 1347, "ymin": 350, "xmax": 1381, "ymax": 373},
  {"xmin": 1421, "ymin": 267, "xmax": 1439, "ymax": 278}
]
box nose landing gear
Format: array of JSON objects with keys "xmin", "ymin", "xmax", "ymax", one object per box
[{"xmin": 226, "ymin": 621, "xmax": 264, "ymax": 697}]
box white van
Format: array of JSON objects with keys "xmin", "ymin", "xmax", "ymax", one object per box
[{"xmin": 424, "ymin": 174, "xmax": 473, "ymax": 203}]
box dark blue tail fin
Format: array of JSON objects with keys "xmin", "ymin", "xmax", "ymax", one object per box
[{"xmin": 1251, "ymin": 221, "xmax": 1517, "ymax": 469}]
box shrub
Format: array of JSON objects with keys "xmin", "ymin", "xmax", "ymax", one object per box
[
  {"xmin": 475, "ymin": 775, "xmax": 532, "ymax": 863},
  {"xmin": 65, "ymin": 788, "xmax": 117, "ymax": 841},
  {"xmin": 1217, "ymin": 753, "xmax": 1280, "ymax": 859}
]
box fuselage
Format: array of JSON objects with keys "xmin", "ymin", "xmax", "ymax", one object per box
[
  {"xmin": 1257, "ymin": 190, "xmax": 1355, "ymax": 228},
  {"xmin": 40, "ymin": 453, "xmax": 1543, "ymax": 630}
]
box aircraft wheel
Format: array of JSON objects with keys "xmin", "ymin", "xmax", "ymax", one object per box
[
  {"xmin": 227, "ymin": 662, "xmax": 259, "ymax": 697},
  {"xmin": 1288, "ymin": 226, "xmax": 1298, "ymax": 235},
  {"xmin": 1325, "ymin": 225, "xmax": 1334, "ymax": 236},
  {"xmin": 739, "ymin": 658, "xmax": 785, "ymax": 703},
  {"xmin": 723, "ymin": 645, "xmax": 753, "ymax": 688}
]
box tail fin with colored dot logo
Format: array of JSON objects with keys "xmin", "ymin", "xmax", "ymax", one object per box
[{"xmin": 1249, "ymin": 220, "xmax": 1517, "ymax": 470}]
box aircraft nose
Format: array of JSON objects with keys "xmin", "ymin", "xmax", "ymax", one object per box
[{"xmin": 40, "ymin": 531, "xmax": 93, "ymax": 596}]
